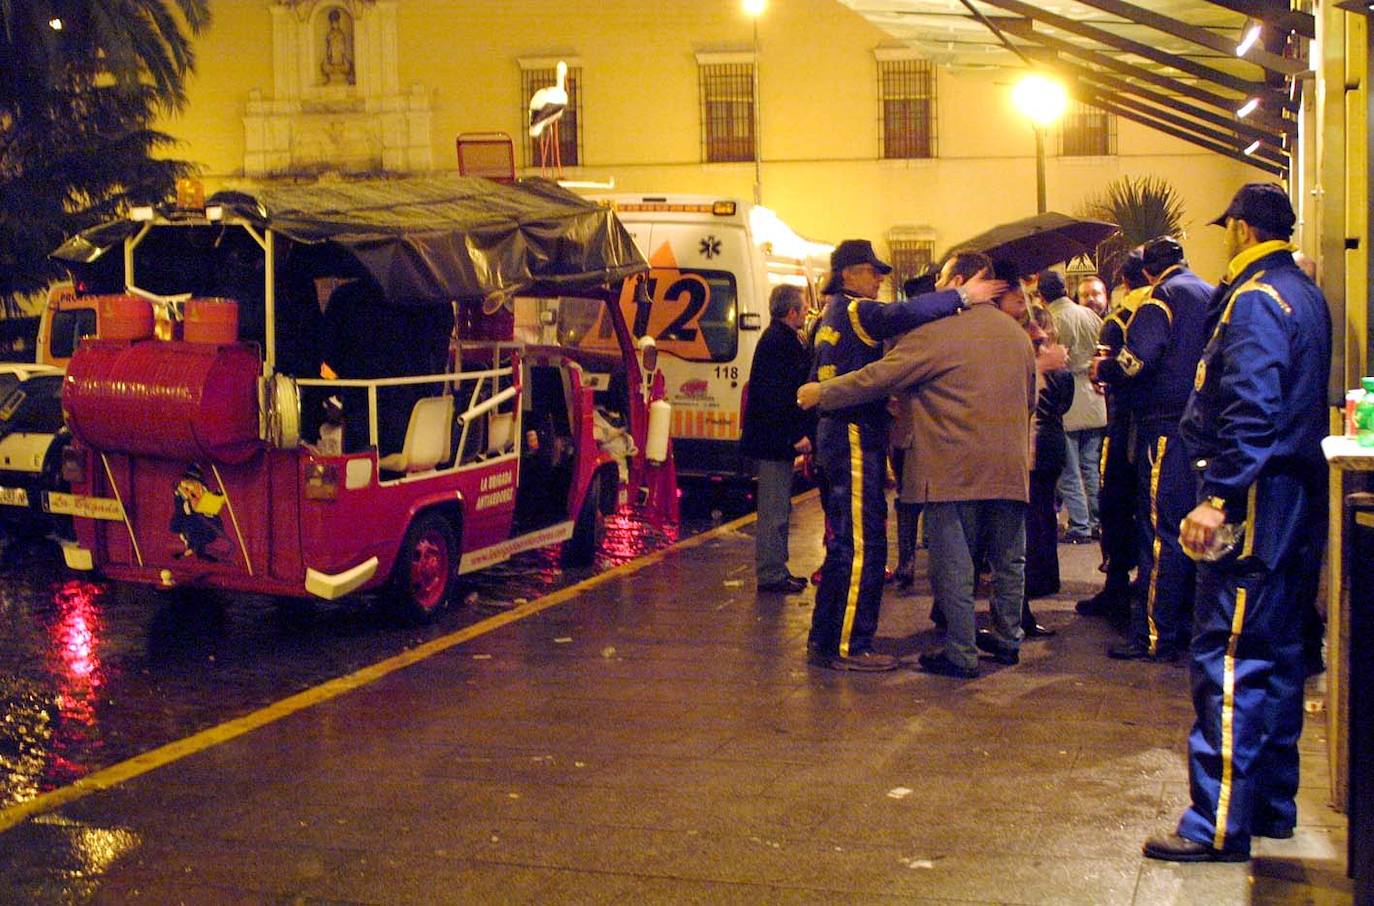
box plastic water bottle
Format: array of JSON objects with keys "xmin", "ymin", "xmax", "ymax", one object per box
[
  {"xmin": 1199, "ymin": 521, "xmax": 1245, "ymax": 562},
  {"xmin": 1358, "ymin": 377, "xmax": 1374, "ymax": 447}
]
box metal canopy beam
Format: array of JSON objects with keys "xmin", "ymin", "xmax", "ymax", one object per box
[
  {"xmin": 1072, "ymin": 82, "xmax": 1288, "ymax": 167},
  {"xmin": 1069, "ymin": 0, "xmax": 1306, "ymax": 76},
  {"xmin": 1049, "ymin": 56, "xmax": 1279, "ymax": 142},
  {"xmin": 976, "ymin": 0, "xmax": 1295, "ymax": 111},
  {"xmin": 1201, "ymin": 0, "xmax": 1316, "ymax": 39},
  {"xmin": 1076, "ymin": 90, "xmax": 1288, "ymax": 176},
  {"xmin": 999, "ymin": 18, "xmax": 1295, "ymax": 136}
]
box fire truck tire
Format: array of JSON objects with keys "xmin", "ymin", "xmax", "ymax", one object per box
[
  {"xmin": 561, "ymin": 474, "xmax": 608, "ymax": 568},
  {"xmin": 389, "ymin": 512, "xmax": 457, "ymax": 622}
]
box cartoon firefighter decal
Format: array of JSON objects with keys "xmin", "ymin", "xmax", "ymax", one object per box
[{"xmin": 170, "ymin": 464, "xmax": 228, "ymax": 561}]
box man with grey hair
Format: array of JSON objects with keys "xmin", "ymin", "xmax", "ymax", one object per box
[{"xmin": 739, "ymin": 284, "xmax": 813, "ymax": 593}]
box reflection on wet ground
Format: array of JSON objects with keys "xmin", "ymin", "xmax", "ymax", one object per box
[{"xmin": 0, "ymin": 481, "xmax": 755, "ymax": 810}]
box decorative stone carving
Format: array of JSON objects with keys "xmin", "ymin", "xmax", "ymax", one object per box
[
  {"xmin": 243, "ymin": 0, "xmax": 432, "ymax": 177},
  {"xmin": 319, "ymin": 8, "xmax": 355, "ymax": 86}
]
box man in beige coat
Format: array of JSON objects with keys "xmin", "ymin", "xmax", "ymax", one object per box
[{"xmin": 798, "ymin": 251, "xmax": 1037, "ymax": 678}]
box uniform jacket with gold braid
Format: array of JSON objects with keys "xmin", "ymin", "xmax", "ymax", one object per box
[
  {"xmin": 1179, "ymin": 243, "xmax": 1332, "ymax": 511},
  {"xmin": 1096, "ymin": 265, "xmax": 1213, "ymax": 429},
  {"xmin": 810, "ymin": 287, "xmax": 963, "ymax": 449}
]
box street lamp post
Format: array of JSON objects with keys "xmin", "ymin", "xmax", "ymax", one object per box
[
  {"xmin": 1012, "ymin": 73, "xmax": 1068, "ymax": 215},
  {"xmin": 743, "ymin": 0, "xmax": 765, "ymax": 205}
]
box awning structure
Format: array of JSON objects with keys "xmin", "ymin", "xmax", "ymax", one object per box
[
  {"xmin": 841, "ymin": 0, "xmax": 1311, "ymax": 178},
  {"xmin": 53, "ymin": 176, "xmax": 649, "ymax": 307}
]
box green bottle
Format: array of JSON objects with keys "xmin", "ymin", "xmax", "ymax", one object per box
[{"xmin": 1358, "ymin": 377, "xmax": 1374, "ymax": 447}]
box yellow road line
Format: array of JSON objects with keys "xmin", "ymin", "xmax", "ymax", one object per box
[{"xmin": 0, "ymin": 496, "xmax": 804, "ymax": 834}]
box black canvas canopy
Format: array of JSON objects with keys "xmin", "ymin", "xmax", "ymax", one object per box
[{"xmin": 53, "ymin": 176, "xmax": 647, "ymax": 307}]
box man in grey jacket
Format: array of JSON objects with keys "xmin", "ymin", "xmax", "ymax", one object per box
[{"xmin": 798, "ymin": 251, "xmax": 1037, "ymax": 678}]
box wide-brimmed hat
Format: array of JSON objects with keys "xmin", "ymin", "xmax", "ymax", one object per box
[
  {"xmin": 1210, "ymin": 182, "xmax": 1296, "ymax": 236},
  {"xmin": 822, "ymin": 239, "xmax": 891, "ymax": 293}
]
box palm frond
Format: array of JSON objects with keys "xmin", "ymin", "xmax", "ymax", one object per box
[{"xmin": 1079, "ymin": 175, "xmax": 1186, "ymax": 287}]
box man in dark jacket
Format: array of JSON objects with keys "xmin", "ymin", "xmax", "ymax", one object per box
[
  {"xmin": 1144, "ymin": 184, "xmax": 1330, "ymax": 863},
  {"xmin": 740, "ymin": 284, "xmax": 813, "ymax": 593},
  {"xmin": 1093, "ymin": 236, "xmax": 1213, "ymax": 662}
]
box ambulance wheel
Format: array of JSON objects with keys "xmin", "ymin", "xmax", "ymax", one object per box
[
  {"xmin": 561, "ymin": 475, "xmax": 607, "ymax": 567},
  {"xmin": 390, "ymin": 512, "xmax": 457, "ymax": 622}
]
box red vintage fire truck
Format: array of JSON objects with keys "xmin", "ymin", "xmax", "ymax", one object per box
[{"xmin": 49, "ymin": 177, "xmax": 676, "ymax": 619}]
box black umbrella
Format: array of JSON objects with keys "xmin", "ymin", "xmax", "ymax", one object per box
[{"xmin": 943, "ymin": 212, "xmax": 1119, "ymax": 276}]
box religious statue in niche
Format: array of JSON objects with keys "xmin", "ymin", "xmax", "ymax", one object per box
[{"xmin": 319, "ymin": 7, "xmax": 354, "ymax": 86}]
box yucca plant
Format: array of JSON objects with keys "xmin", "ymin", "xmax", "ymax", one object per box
[{"xmin": 1079, "ymin": 175, "xmax": 1186, "ymax": 287}]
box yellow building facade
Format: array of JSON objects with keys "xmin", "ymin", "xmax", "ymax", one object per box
[{"xmin": 165, "ymin": 0, "xmax": 1275, "ymax": 281}]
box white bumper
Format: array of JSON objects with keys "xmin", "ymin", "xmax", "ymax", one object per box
[{"xmin": 304, "ymin": 556, "xmax": 379, "ymax": 600}]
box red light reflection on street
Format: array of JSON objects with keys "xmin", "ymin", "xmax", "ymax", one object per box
[
  {"xmin": 600, "ymin": 506, "xmax": 678, "ymax": 566},
  {"xmin": 44, "ymin": 580, "xmax": 108, "ymax": 785}
]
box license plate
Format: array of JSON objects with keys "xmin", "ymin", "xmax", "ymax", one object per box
[
  {"xmin": 45, "ymin": 492, "xmax": 124, "ymax": 521},
  {"xmin": 0, "ymin": 486, "xmax": 28, "ymax": 507}
]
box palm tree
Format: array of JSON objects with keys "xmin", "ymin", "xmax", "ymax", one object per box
[
  {"xmin": 0, "ymin": 1, "xmax": 211, "ymax": 308},
  {"xmin": 1079, "ymin": 175, "xmax": 1186, "ymax": 287}
]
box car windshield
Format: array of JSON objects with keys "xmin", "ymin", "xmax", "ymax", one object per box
[{"xmin": 0, "ymin": 375, "xmax": 64, "ymax": 434}]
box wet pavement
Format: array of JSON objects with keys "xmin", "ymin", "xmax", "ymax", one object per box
[
  {"xmin": 0, "ymin": 483, "xmax": 748, "ymax": 814},
  {"xmin": 0, "ymin": 489, "xmax": 1352, "ymax": 904}
]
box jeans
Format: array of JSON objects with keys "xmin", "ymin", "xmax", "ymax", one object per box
[
  {"xmin": 925, "ymin": 499, "xmax": 1027, "ymax": 670},
  {"xmin": 1057, "ymin": 427, "xmax": 1104, "ymax": 537},
  {"xmin": 753, "ymin": 458, "xmax": 794, "ymax": 585}
]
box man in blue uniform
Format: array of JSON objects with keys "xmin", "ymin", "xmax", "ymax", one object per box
[
  {"xmin": 1092, "ymin": 236, "xmax": 1212, "ymax": 662},
  {"xmin": 805, "ymin": 240, "xmax": 999, "ymax": 671},
  {"xmin": 1144, "ymin": 184, "xmax": 1331, "ymax": 863}
]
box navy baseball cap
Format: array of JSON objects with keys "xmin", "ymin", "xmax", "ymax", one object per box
[
  {"xmin": 823, "ymin": 239, "xmax": 892, "ymax": 292},
  {"xmin": 1211, "ymin": 183, "xmax": 1296, "ymax": 236}
]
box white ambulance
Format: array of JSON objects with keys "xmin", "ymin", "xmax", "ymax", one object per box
[{"xmin": 589, "ymin": 195, "xmax": 831, "ymax": 480}]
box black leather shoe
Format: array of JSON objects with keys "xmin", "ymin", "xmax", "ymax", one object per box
[
  {"xmin": 808, "ymin": 650, "xmax": 898, "ymax": 672},
  {"xmin": 1022, "ymin": 622, "xmax": 1056, "ymax": 638},
  {"xmin": 1107, "ymin": 641, "xmax": 1179, "ymax": 662},
  {"xmin": 975, "ymin": 630, "xmax": 1020, "ymax": 665},
  {"xmin": 1076, "ymin": 590, "xmax": 1126, "ymax": 617},
  {"xmin": 1143, "ymin": 832, "xmax": 1248, "ymax": 863},
  {"xmin": 917, "ymin": 651, "xmax": 979, "ymax": 678},
  {"xmin": 1254, "ymin": 825, "xmax": 1295, "ymax": 839},
  {"xmin": 759, "ymin": 576, "xmax": 807, "ymax": 594}
]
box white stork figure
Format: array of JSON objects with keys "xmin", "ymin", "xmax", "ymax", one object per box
[{"xmin": 528, "ymin": 60, "xmax": 568, "ymax": 177}]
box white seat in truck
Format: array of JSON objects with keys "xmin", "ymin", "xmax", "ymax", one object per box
[{"xmin": 379, "ymin": 395, "xmax": 453, "ymax": 473}]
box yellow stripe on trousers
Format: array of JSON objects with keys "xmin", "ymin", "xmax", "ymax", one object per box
[
  {"xmin": 1146, "ymin": 435, "xmax": 1167, "ymax": 655},
  {"xmin": 1212, "ymin": 483, "xmax": 1258, "ymax": 850},
  {"xmin": 839, "ymin": 423, "xmax": 863, "ymax": 657}
]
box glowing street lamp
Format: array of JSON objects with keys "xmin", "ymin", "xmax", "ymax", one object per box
[
  {"xmin": 743, "ymin": 0, "xmax": 765, "ymax": 204},
  {"xmin": 1012, "ymin": 73, "xmax": 1068, "ymax": 214}
]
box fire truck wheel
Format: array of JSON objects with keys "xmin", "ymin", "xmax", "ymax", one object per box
[
  {"xmin": 561, "ymin": 474, "xmax": 607, "ymax": 568},
  {"xmin": 390, "ymin": 512, "xmax": 457, "ymax": 622}
]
